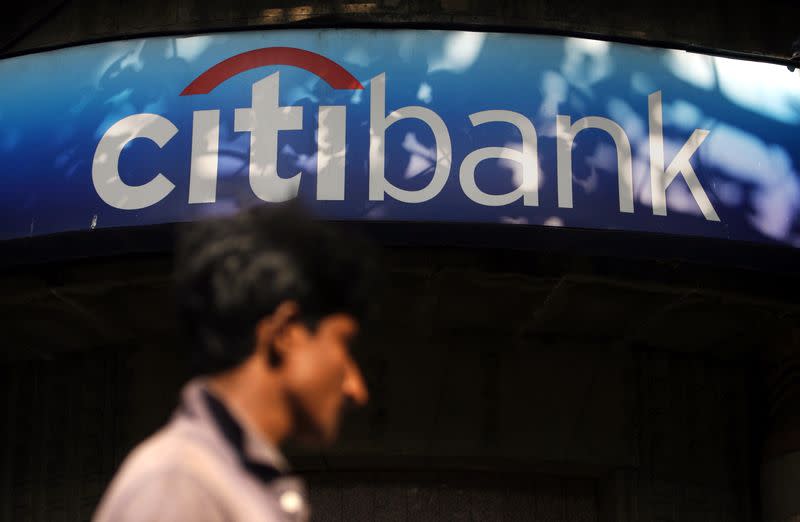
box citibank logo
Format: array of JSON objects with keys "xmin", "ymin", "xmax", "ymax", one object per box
[
  {"xmin": 178, "ymin": 46, "xmax": 364, "ymax": 95},
  {"xmin": 92, "ymin": 46, "xmax": 720, "ymax": 222}
]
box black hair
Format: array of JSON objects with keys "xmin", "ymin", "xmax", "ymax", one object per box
[{"xmin": 174, "ymin": 202, "xmax": 377, "ymax": 375}]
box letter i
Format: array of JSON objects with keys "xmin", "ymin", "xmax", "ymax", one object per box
[
  {"xmin": 188, "ymin": 110, "xmax": 220, "ymax": 204},
  {"xmin": 317, "ymin": 105, "xmax": 347, "ymax": 200}
]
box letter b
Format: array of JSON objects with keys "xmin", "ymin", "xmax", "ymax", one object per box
[{"xmin": 369, "ymin": 73, "xmax": 452, "ymax": 203}]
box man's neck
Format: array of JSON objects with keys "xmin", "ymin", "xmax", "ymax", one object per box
[{"xmin": 207, "ymin": 356, "xmax": 292, "ymax": 448}]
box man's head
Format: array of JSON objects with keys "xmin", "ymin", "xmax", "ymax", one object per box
[{"xmin": 174, "ymin": 203, "xmax": 376, "ymax": 446}]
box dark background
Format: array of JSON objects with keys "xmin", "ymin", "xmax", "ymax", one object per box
[{"xmin": 2, "ymin": 2, "xmax": 800, "ymax": 521}]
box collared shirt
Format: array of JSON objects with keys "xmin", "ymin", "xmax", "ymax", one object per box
[{"xmin": 93, "ymin": 379, "xmax": 309, "ymax": 522}]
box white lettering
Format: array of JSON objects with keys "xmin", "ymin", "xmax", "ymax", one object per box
[
  {"xmin": 92, "ymin": 113, "xmax": 177, "ymax": 210},
  {"xmin": 459, "ymin": 110, "xmax": 539, "ymax": 206},
  {"xmin": 317, "ymin": 105, "xmax": 347, "ymax": 200},
  {"xmin": 235, "ymin": 72, "xmax": 302, "ymax": 203},
  {"xmin": 557, "ymin": 115, "xmax": 634, "ymax": 213},
  {"xmin": 648, "ymin": 91, "xmax": 719, "ymax": 221},
  {"xmin": 188, "ymin": 109, "xmax": 220, "ymax": 204},
  {"xmin": 92, "ymin": 75, "xmax": 724, "ymax": 229},
  {"xmin": 369, "ymin": 73, "xmax": 452, "ymax": 203}
]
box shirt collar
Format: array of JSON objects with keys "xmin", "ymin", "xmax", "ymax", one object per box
[{"xmin": 178, "ymin": 378, "xmax": 291, "ymax": 477}]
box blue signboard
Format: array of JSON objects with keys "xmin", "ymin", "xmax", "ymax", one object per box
[{"xmin": 1, "ymin": 29, "xmax": 799, "ymax": 247}]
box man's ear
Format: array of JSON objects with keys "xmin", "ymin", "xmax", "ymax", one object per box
[{"xmin": 254, "ymin": 301, "xmax": 299, "ymax": 368}]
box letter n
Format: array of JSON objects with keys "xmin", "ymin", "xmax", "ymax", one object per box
[{"xmin": 557, "ymin": 115, "xmax": 634, "ymax": 213}]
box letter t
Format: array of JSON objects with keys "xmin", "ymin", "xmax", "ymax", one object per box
[{"xmin": 235, "ymin": 72, "xmax": 303, "ymax": 202}]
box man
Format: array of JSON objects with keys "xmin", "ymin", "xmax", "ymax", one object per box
[{"xmin": 94, "ymin": 203, "xmax": 376, "ymax": 521}]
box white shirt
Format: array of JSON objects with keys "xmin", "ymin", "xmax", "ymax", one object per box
[{"xmin": 93, "ymin": 379, "xmax": 309, "ymax": 522}]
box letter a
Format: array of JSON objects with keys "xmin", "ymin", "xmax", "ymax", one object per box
[{"xmin": 459, "ymin": 110, "xmax": 539, "ymax": 206}]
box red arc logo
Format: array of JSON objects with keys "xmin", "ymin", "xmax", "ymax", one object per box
[{"xmin": 180, "ymin": 46, "xmax": 364, "ymax": 96}]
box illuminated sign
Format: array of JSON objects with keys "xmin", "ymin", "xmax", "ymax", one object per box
[{"xmin": 1, "ymin": 30, "xmax": 798, "ymax": 247}]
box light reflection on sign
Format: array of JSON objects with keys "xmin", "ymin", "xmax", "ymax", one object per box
[{"xmin": 1, "ymin": 30, "xmax": 798, "ymax": 247}]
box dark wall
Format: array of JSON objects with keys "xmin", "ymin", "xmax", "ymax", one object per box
[
  {"xmin": 2, "ymin": 246, "xmax": 785, "ymax": 521},
  {"xmin": 1, "ymin": 2, "xmax": 797, "ymax": 520},
  {"xmin": 2, "ymin": 0, "xmax": 799, "ymax": 62}
]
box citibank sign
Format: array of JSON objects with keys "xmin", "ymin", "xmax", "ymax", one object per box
[
  {"xmin": 2, "ymin": 30, "xmax": 798, "ymax": 245},
  {"xmin": 94, "ymin": 46, "xmax": 719, "ymax": 222}
]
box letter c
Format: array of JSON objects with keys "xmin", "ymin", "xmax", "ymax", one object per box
[{"xmin": 92, "ymin": 113, "xmax": 177, "ymax": 210}]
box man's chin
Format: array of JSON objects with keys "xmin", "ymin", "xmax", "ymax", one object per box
[
  {"xmin": 288, "ymin": 397, "xmax": 341, "ymax": 447},
  {"xmin": 293, "ymin": 427, "xmax": 338, "ymax": 448}
]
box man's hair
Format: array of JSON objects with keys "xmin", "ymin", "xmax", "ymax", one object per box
[{"xmin": 174, "ymin": 203, "xmax": 376, "ymax": 374}]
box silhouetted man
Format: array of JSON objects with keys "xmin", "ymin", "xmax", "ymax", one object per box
[{"xmin": 94, "ymin": 204, "xmax": 375, "ymax": 521}]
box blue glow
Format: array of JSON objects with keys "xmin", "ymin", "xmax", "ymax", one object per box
[{"xmin": 0, "ymin": 29, "xmax": 798, "ymax": 247}]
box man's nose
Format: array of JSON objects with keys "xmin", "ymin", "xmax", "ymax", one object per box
[{"xmin": 343, "ymin": 360, "xmax": 369, "ymax": 407}]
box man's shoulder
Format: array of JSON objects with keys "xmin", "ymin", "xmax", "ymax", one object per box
[
  {"xmin": 93, "ymin": 421, "xmax": 232, "ymax": 521},
  {"xmin": 119, "ymin": 419, "xmax": 231, "ymax": 479}
]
